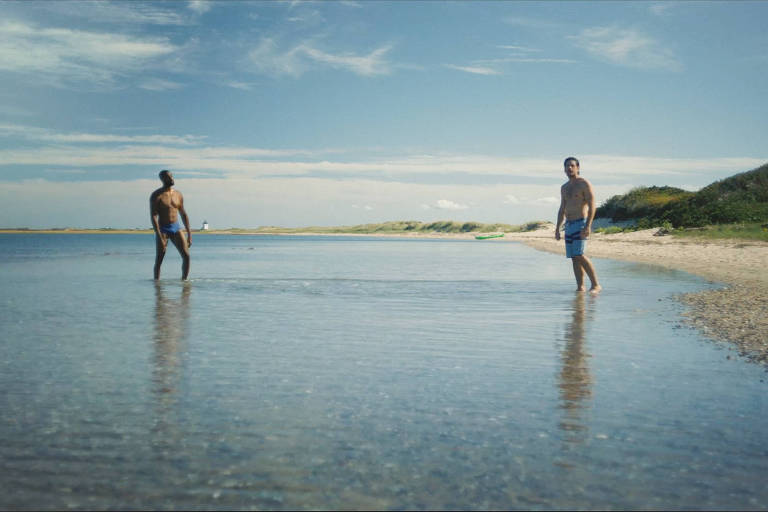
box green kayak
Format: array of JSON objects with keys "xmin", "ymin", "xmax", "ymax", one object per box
[{"xmin": 475, "ymin": 233, "xmax": 505, "ymax": 240}]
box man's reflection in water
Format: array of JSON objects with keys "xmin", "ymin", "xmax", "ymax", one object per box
[
  {"xmin": 152, "ymin": 282, "xmax": 191, "ymax": 432},
  {"xmin": 558, "ymin": 292, "xmax": 594, "ymax": 450}
]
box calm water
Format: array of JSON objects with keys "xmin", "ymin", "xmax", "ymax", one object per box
[{"xmin": 0, "ymin": 234, "xmax": 766, "ymax": 510}]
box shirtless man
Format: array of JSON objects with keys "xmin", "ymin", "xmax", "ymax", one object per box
[
  {"xmin": 150, "ymin": 170, "xmax": 191, "ymax": 280},
  {"xmin": 555, "ymin": 157, "xmax": 601, "ymax": 293}
]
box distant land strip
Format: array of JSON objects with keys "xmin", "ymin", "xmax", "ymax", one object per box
[{"xmin": 0, "ymin": 220, "xmax": 550, "ymax": 235}]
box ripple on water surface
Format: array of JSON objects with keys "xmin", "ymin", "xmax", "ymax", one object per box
[{"xmin": 0, "ymin": 234, "xmax": 766, "ymax": 510}]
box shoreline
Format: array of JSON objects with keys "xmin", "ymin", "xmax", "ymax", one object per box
[{"xmin": 4, "ymin": 227, "xmax": 766, "ymax": 365}]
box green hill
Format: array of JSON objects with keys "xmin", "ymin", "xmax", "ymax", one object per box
[{"xmin": 596, "ymin": 162, "xmax": 768, "ymax": 228}]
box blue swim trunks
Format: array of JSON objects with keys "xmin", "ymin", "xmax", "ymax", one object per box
[
  {"xmin": 564, "ymin": 218, "xmax": 587, "ymax": 258},
  {"xmin": 160, "ymin": 220, "xmax": 182, "ymax": 235}
]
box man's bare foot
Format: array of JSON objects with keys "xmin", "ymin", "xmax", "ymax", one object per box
[
  {"xmin": 589, "ymin": 285, "xmax": 602, "ymax": 294},
  {"xmin": 576, "ymin": 286, "xmax": 586, "ymax": 292}
]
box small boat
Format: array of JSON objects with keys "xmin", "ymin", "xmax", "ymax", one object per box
[{"xmin": 475, "ymin": 233, "xmax": 504, "ymax": 240}]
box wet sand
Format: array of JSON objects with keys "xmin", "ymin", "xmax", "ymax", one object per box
[{"xmin": 503, "ymin": 226, "xmax": 768, "ymax": 365}]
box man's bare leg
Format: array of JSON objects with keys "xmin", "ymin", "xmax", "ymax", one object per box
[
  {"xmin": 154, "ymin": 234, "xmax": 167, "ymax": 280},
  {"xmin": 572, "ymin": 258, "xmax": 586, "ymax": 292},
  {"xmin": 574, "ymin": 255, "xmax": 601, "ymax": 294},
  {"xmin": 170, "ymin": 232, "xmax": 191, "ymax": 280}
]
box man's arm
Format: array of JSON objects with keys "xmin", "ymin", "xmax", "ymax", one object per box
[
  {"xmin": 555, "ymin": 186, "xmax": 566, "ymax": 240},
  {"xmin": 582, "ymin": 180, "xmax": 596, "ymax": 239},
  {"xmin": 149, "ymin": 193, "xmax": 160, "ymax": 234},
  {"xmin": 178, "ymin": 192, "xmax": 191, "ymax": 247}
]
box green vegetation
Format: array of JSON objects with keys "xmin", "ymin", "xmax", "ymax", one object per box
[
  {"xmin": 596, "ymin": 162, "xmax": 768, "ymax": 229},
  {"xmin": 594, "ymin": 226, "xmax": 629, "ymax": 235},
  {"xmin": 672, "ymin": 222, "xmax": 768, "ymax": 242},
  {"xmin": 254, "ymin": 220, "xmax": 550, "ymax": 234},
  {"xmin": 596, "ymin": 186, "xmax": 694, "ymax": 222}
]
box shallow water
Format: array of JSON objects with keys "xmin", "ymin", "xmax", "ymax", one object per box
[{"xmin": 0, "ymin": 234, "xmax": 766, "ymax": 510}]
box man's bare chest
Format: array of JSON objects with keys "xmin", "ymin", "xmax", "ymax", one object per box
[
  {"xmin": 156, "ymin": 191, "xmax": 178, "ymax": 209},
  {"xmin": 564, "ymin": 184, "xmax": 584, "ymax": 200}
]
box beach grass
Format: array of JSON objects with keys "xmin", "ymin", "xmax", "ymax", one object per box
[{"xmin": 671, "ymin": 222, "xmax": 768, "ymax": 241}]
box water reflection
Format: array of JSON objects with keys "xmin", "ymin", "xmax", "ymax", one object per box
[
  {"xmin": 152, "ymin": 282, "xmax": 191, "ymax": 421},
  {"xmin": 558, "ymin": 293, "xmax": 594, "ymax": 447}
]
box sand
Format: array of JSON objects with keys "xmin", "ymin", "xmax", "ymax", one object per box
[{"xmin": 502, "ymin": 226, "xmax": 768, "ymax": 365}]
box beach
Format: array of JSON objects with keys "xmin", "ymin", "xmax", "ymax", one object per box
[{"xmin": 501, "ymin": 226, "xmax": 768, "ymax": 365}]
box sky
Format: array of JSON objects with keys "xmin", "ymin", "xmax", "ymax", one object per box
[{"xmin": 0, "ymin": 0, "xmax": 766, "ymax": 229}]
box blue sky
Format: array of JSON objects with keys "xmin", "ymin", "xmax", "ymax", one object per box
[{"xmin": 1, "ymin": 0, "xmax": 766, "ymax": 229}]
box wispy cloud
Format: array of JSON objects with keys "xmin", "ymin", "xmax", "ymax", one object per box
[
  {"xmin": 302, "ymin": 45, "xmax": 392, "ymax": 76},
  {"xmin": 449, "ymin": 44, "xmax": 576, "ymax": 75},
  {"xmin": 496, "ymin": 45, "xmax": 541, "ymax": 52},
  {"xmin": 226, "ymin": 81, "xmax": 256, "ymax": 91},
  {"xmin": 248, "ymin": 38, "xmax": 393, "ymax": 77},
  {"xmin": 444, "ymin": 64, "xmax": 500, "ymax": 76},
  {"xmin": 139, "ymin": 78, "xmax": 185, "ymax": 91},
  {"xmin": 502, "ymin": 16, "xmax": 562, "ymax": 31},
  {"xmin": 0, "ymin": 124, "xmax": 205, "ymax": 146},
  {"xmin": 570, "ymin": 26, "xmax": 681, "ymax": 71},
  {"xmin": 649, "ymin": 2, "xmax": 677, "ymax": 16},
  {"xmin": 44, "ymin": 1, "xmax": 190, "ymax": 25},
  {"xmin": 505, "ymin": 194, "xmax": 558, "ymax": 205},
  {"xmin": 188, "ymin": 1, "xmax": 213, "ymax": 15},
  {"xmin": 0, "ymin": 20, "xmax": 178, "ymax": 86},
  {"xmin": 0, "ymin": 126, "xmax": 764, "ymax": 186}
]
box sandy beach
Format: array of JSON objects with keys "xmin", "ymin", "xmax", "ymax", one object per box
[{"xmin": 500, "ymin": 226, "xmax": 768, "ymax": 365}]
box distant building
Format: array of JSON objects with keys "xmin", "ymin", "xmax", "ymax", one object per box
[{"xmin": 201, "ymin": 220, "xmax": 209, "ymax": 231}]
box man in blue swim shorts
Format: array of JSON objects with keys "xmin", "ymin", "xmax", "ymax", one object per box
[
  {"xmin": 150, "ymin": 170, "xmax": 191, "ymax": 280},
  {"xmin": 555, "ymin": 157, "xmax": 601, "ymax": 293}
]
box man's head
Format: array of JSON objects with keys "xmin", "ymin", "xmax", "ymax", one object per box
[
  {"xmin": 563, "ymin": 157, "xmax": 580, "ymax": 179},
  {"xmin": 159, "ymin": 169, "xmax": 174, "ymax": 187}
]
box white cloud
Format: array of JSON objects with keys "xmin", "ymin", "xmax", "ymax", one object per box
[
  {"xmin": 188, "ymin": 1, "xmax": 213, "ymax": 15},
  {"xmin": 504, "ymin": 194, "xmax": 558, "ymax": 205},
  {"xmin": 248, "ymin": 38, "xmax": 308, "ymax": 77},
  {"xmin": 502, "ymin": 16, "xmax": 561, "ymax": 30},
  {"xmin": 570, "ymin": 26, "xmax": 681, "ymax": 71},
  {"xmin": 248, "ymin": 38, "xmax": 393, "ymax": 77},
  {"xmin": 139, "ymin": 78, "xmax": 185, "ymax": 91},
  {"xmin": 478, "ymin": 57, "xmax": 577, "ymax": 64},
  {"xmin": 226, "ymin": 81, "xmax": 256, "ymax": 91},
  {"xmin": 444, "ymin": 64, "xmax": 501, "ymax": 76},
  {"xmin": 302, "ymin": 45, "xmax": 392, "ymax": 76},
  {"xmin": 649, "ymin": 2, "xmax": 676, "ymax": 16},
  {"xmin": 0, "ymin": 129, "xmax": 764, "ymax": 185},
  {"xmin": 0, "ymin": 124, "xmax": 205, "ymax": 146},
  {"xmin": 496, "ymin": 45, "xmax": 541, "ymax": 52},
  {"xmin": 434, "ymin": 199, "xmax": 469, "ymax": 210},
  {"xmin": 46, "ymin": 1, "xmax": 189, "ymax": 26},
  {"xmin": 0, "ymin": 20, "xmax": 178, "ymax": 86}
]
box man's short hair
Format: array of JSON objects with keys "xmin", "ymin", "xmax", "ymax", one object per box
[
  {"xmin": 159, "ymin": 169, "xmax": 171, "ymax": 178},
  {"xmin": 564, "ymin": 157, "xmax": 580, "ymax": 168}
]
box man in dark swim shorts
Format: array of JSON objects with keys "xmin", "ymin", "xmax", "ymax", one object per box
[{"xmin": 150, "ymin": 170, "xmax": 191, "ymax": 280}]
